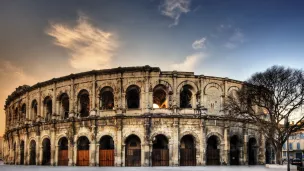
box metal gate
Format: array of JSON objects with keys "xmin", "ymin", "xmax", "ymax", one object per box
[
  {"xmin": 77, "ymin": 150, "xmax": 89, "ymax": 166},
  {"xmin": 180, "ymin": 149, "xmax": 196, "ymax": 166},
  {"xmin": 99, "ymin": 149, "xmax": 114, "ymax": 166},
  {"xmin": 152, "ymin": 149, "xmax": 169, "ymax": 166},
  {"xmin": 230, "ymin": 149, "xmax": 239, "ymax": 165},
  {"xmin": 58, "ymin": 150, "xmax": 69, "ymax": 166},
  {"xmin": 206, "ymin": 149, "xmax": 220, "ymax": 165},
  {"xmin": 125, "ymin": 149, "xmax": 141, "ymax": 166}
]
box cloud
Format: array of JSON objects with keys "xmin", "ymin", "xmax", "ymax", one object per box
[
  {"xmin": 160, "ymin": 0, "xmax": 191, "ymax": 27},
  {"xmin": 46, "ymin": 13, "xmax": 117, "ymax": 70},
  {"xmin": 192, "ymin": 37, "xmax": 207, "ymax": 50},
  {"xmin": 224, "ymin": 29, "xmax": 244, "ymax": 49},
  {"xmin": 170, "ymin": 52, "xmax": 206, "ymax": 71}
]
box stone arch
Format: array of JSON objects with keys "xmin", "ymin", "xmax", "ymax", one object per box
[
  {"xmin": 227, "ymin": 86, "xmax": 240, "ymax": 95},
  {"xmin": 43, "ymin": 96, "xmax": 53, "ymax": 121},
  {"xmin": 204, "ymin": 82, "xmax": 224, "ymax": 95},
  {"xmin": 125, "ymin": 85, "xmax": 141, "ymax": 109},
  {"xmin": 31, "ymin": 99, "xmax": 38, "ymax": 120},
  {"xmin": 40, "ymin": 135, "xmax": 51, "ymax": 144},
  {"xmin": 179, "ymin": 131, "xmax": 200, "ymax": 146},
  {"xmin": 57, "ymin": 93, "xmax": 70, "ymax": 119},
  {"xmin": 180, "ymin": 133, "xmax": 197, "ymax": 166},
  {"xmin": 77, "ymin": 89, "xmax": 90, "ymax": 117},
  {"xmin": 151, "ymin": 80, "xmax": 173, "ymax": 92},
  {"xmin": 206, "ymin": 132, "xmax": 223, "ymax": 145},
  {"xmin": 177, "ymin": 80, "xmax": 199, "ymax": 93},
  {"xmin": 123, "ymin": 81, "xmax": 143, "ymax": 93},
  {"xmin": 206, "ymin": 133, "xmax": 222, "ymax": 165},
  {"xmin": 204, "ymin": 82, "xmax": 223, "ymax": 114},
  {"xmin": 123, "ymin": 132, "xmax": 143, "ymax": 145},
  {"xmin": 124, "ymin": 134, "xmax": 142, "ymax": 166},
  {"xmin": 98, "ymin": 86, "xmax": 115, "ymax": 110},
  {"xmin": 56, "ymin": 89, "xmax": 70, "ymax": 101},
  {"xmin": 57, "ymin": 136, "xmax": 69, "ymax": 166},
  {"xmin": 150, "ymin": 131, "xmax": 172, "ymax": 142},
  {"xmin": 97, "ymin": 132, "xmax": 116, "ymax": 144},
  {"xmin": 41, "ymin": 90, "xmax": 53, "ymax": 100},
  {"xmin": 75, "ymin": 132, "xmax": 92, "ymax": 144},
  {"xmin": 153, "ymin": 84, "xmax": 169, "ymax": 108}
]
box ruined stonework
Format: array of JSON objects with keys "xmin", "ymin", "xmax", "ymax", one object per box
[{"xmin": 3, "ymin": 66, "xmax": 266, "ymax": 166}]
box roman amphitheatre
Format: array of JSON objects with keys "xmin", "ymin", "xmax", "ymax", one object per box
[{"xmin": 2, "ymin": 65, "xmax": 271, "ymax": 166}]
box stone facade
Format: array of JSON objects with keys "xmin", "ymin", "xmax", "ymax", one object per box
[{"xmin": 3, "ymin": 66, "xmax": 266, "ymax": 166}]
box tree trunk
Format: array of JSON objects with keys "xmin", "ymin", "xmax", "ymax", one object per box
[{"xmin": 276, "ymin": 148, "xmax": 282, "ymax": 164}]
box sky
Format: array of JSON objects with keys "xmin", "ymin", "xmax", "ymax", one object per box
[{"xmin": 0, "ymin": 0, "xmax": 304, "ymax": 135}]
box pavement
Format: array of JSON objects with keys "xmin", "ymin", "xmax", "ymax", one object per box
[{"xmin": 0, "ymin": 166, "xmax": 287, "ymax": 171}]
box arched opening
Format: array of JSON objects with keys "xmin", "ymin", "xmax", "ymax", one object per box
[
  {"xmin": 99, "ymin": 135, "xmax": 114, "ymax": 166},
  {"xmin": 206, "ymin": 135, "xmax": 220, "ymax": 165},
  {"xmin": 77, "ymin": 136, "xmax": 90, "ymax": 166},
  {"xmin": 180, "ymin": 85, "xmax": 193, "ymax": 108},
  {"xmin": 14, "ymin": 108, "xmax": 18, "ymax": 124},
  {"xmin": 59, "ymin": 93, "xmax": 69, "ymax": 119},
  {"xmin": 180, "ymin": 135, "xmax": 196, "ymax": 166},
  {"xmin": 29, "ymin": 140, "xmax": 36, "ymax": 165},
  {"xmin": 78, "ymin": 90, "xmax": 90, "ymax": 117},
  {"xmin": 21, "ymin": 103, "xmax": 26, "ymax": 122},
  {"xmin": 42, "ymin": 138, "xmax": 51, "ymax": 165},
  {"xmin": 230, "ymin": 135, "xmax": 240, "ymax": 165},
  {"xmin": 99, "ymin": 87, "xmax": 114, "ymax": 110},
  {"xmin": 265, "ymin": 141, "xmax": 273, "ymax": 164},
  {"xmin": 125, "ymin": 135, "xmax": 141, "ymax": 166},
  {"xmin": 13, "ymin": 142, "xmax": 16, "ymax": 164},
  {"xmin": 152, "ymin": 134, "xmax": 169, "ymax": 166},
  {"xmin": 248, "ymin": 138, "xmax": 257, "ymax": 165},
  {"xmin": 31, "ymin": 100, "xmax": 38, "ymax": 121},
  {"xmin": 153, "ymin": 85, "xmax": 167, "ymax": 108},
  {"xmin": 43, "ymin": 96, "xmax": 52, "ymax": 121},
  {"xmin": 20, "ymin": 141, "xmax": 24, "ymax": 165},
  {"xmin": 58, "ymin": 137, "xmax": 69, "ymax": 166},
  {"xmin": 126, "ymin": 85, "xmax": 140, "ymax": 109}
]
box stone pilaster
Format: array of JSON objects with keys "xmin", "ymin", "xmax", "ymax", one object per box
[
  {"xmin": 243, "ymin": 129, "xmax": 248, "ymax": 165},
  {"xmin": 172, "ymin": 118, "xmax": 179, "ymax": 166},
  {"xmin": 69, "ymin": 78, "xmax": 75, "ymax": 117}
]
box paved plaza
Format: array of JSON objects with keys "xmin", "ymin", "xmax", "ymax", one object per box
[{"xmin": 0, "ymin": 165, "xmax": 288, "ymax": 171}]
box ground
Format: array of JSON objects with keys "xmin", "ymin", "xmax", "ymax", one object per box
[{"xmin": 0, "ymin": 165, "xmax": 287, "ymax": 171}]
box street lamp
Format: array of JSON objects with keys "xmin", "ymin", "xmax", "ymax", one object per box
[{"xmin": 285, "ymin": 116, "xmax": 290, "ymax": 171}]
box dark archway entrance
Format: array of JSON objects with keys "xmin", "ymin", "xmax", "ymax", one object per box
[
  {"xmin": 125, "ymin": 135, "xmax": 141, "ymax": 166},
  {"xmin": 206, "ymin": 135, "xmax": 220, "ymax": 165},
  {"xmin": 58, "ymin": 137, "xmax": 69, "ymax": 166},
  {"xmin": 20, "ymin": 141, "xmax": 24, "ymax": 165},
  {"xmin": 77, "ymin": 136, "xmax": 90, "ymax": 166},
  {"xmin": 265, "ymin": 141, "xmax": 274, "ymax": 164},
  {"xmin": 126, "ymin": 85, "xmax": 140, "ymax": 109},
  {"xmin": 152, "ymin": 134, "xmax": 169, "ymax": 166},
  {"xmin": 230, "ymin": 135, "xmax": 240, "ymax": 165},
  {"xmin": 42, "ymin": 138, "xmax": 51, "ymax": 165},
  {"xmin": 99, "ymin": 135, "xmax": 114, "ymax": 166},
  {"xmin": 13, "ymin": 143, "xmax": 16, "ymax": 164},
  {"xmin": 180, "ymin": 135, "xmax": 196, "ymax": 166},
  {"xmin": 248, "ymin": 138, "xmax": 257, "ymax": 165},
  {"xmin": 29, "ymin": 140, "xmax": 36, "ymax": 165}
]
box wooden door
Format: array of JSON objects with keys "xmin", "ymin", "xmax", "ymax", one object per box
[
  {"xmin": 99, "ymin": 149, "xmax": 114, "ymax": 166},
  {"xmin": 77, "ymin": 150, "xmax": 89, "ymax": 166},
  {"xmin": 152, "ymin": 149, "xmax": 169, "ymax": 166},
  {"xmin": 180, "ymin": 148, "xmax": 196, "ymax": 166},
  {"xmin": 125, "ymin": 149, "xmax": 141, "ymax": 166},
  {"xmin": 230, "ymin": 149, "xmax": 239, "ymax": 165},
  {"xmin": 206, "ymin": 149, "xmax": 220, "ymax": 165},
  {"xmin": 58, "ymin": 150, "xmax": 69, "ymax": 166}
]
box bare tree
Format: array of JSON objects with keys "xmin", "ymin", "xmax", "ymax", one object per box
[{"xmin": 224, "ymin": 66, "xmax": 304, "ymax": 164}]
